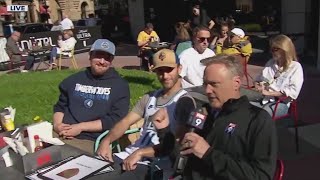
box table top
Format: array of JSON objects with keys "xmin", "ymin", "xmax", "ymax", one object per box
[{"xmin": 0, "ymin": 143, "xmax": 123, "ymax": 180}]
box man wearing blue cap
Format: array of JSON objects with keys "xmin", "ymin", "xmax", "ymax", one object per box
[{"xmin": 53, "ymin": 39, "xmax": 130, "ymax": 154}]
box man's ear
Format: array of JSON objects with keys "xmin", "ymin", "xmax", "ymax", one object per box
[
  {"xmin": 88, "ymin": 52, "xmax": 92, "ymax": 60},
  {"xmin": 177, "ymin": 64, "xmax": 182, "ymax": 74},
  {"xmin": 233, "ymin": 75, "xmax": 241, "ymax": 90}
]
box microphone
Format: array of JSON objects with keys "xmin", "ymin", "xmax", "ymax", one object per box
[{"xmin": 173, "ymin": 107, "xmax": 207, "ymax": 175}]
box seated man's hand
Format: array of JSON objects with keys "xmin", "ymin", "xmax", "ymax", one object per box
[
  {"xmin": 54, "ymin": 123, "xmax": 71, "ymax": 135},
  {"xmin": 152, "ymin": 108, "xmax": 169, "ymax": 130},
  {"xmin": 60, "ymin": 124, "xmax": 82, "ymax": 139},
  {"xmin": 96, "ymin": 139, "xmax": 113, "ymax": 162},
  {"xmin": 122, "ymin": 150, "xmax": 142, "ymax": 171},
  {"xmin": 180, "ymin": 132, "xmax": 210, "ymax": 159}
]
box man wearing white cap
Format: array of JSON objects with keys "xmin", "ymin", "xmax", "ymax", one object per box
[
  {"xmin": 53, "ymin": 39, "xmax": 130, "ymax": 154},
  {"xmin": 216, "ymin": 27, "xmax": 253, "ymax": 59}
]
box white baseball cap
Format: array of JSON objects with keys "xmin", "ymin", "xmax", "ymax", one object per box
[{"xmin": 231, "ymin": 28, "xmax": 245, "ymax": 38}]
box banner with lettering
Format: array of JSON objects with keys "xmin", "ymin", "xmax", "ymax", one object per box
[{"xmin": 18, "ymin": 26, "xmax": 102, "ymax": 54}]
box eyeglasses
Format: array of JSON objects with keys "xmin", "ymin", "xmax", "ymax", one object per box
[
  {"xmin": 197, "ymin": 37, "xmax": 211, "ymax": 43},
  {"xmin": 271, "ymin": 47, "xmax": 280, "ymax": 52}
]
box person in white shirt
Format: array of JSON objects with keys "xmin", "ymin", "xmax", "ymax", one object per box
[
  {"xmin": 179, "ymin": 25, "xmax": 215, "ymax": 88},
  {"xmin": 60, "ymin": 13, "xmax": 74, "ymax": 30},
  {"xmin": 0, "ymin": 34, "xmax": 9, "ymax": 63},
  {"xmin": 47, "ymin": 30, "xmax": 77, "ymax": 70},
  {"xmin": 251, "ymin": 34, "xmax": 304, "ymax": 118}
]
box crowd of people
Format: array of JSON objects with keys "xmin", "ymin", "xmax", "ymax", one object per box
[
  {"xmin": 0, "ymin": 12, "xmax": 77, "ymax": 72},
  {"xmin": 1, "ymin": 2, "xmax": 304, "ymax": 180},
  {"xmin": 52, "ymin": 29, "xmax": 303, "ymax": 180}
]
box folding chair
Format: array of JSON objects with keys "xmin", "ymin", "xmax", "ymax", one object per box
[
  {"xmin": 233, "ymin": 54, "xmax": 253, "ymax": 89},
  {"xmin": 8, "ymin": 56, "xmax": 26, "ymax": 70},
  {"xmin": 58, "ymin": 49, "xmax": 78, "ymax": 70},
  {"xmin": 94, "ymin": 128, "xmax": 141, "ymax": 153},
  {"xmin": 273, "ymin": 159, "xmax": 284, "ymax": 180},
  {"xmin": 272, "ymin": 96, "xmax": 300, "ymax": 153},
  {"xmin": 137, "ymin": 49, "xmax": 152, "ymax": 71}
]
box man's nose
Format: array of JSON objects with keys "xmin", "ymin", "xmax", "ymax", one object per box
[
  {"xmin": 163, "ymin": 72, "xmax": 169, "ymax": 79},
  {"xmin": 97, "ymin": 58, "xmax": 106, "ymax": 63},
  {"xmin": 204, "ymin": 84, "xmax": 212, "ymax": 94}
]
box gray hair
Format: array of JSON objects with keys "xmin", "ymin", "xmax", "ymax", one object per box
[{"xmin": 201, "ymin": 54, "xmax": 244, "ymax": 78}]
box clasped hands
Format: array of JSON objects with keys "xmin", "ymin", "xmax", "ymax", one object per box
[
  {"xmin": 254, "ymin": 82, "xmax": 271, "ymax": 96},
  {"xmin": 54, "ymin": 123, "xmax": 82, "ymax": 139}
]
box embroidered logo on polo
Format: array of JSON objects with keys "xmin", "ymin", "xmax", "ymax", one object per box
[
  {"xmin": 101, "ymin": 42, "xmax": 109, "ymax": 49},
  {"xmin": 73, "ymin": 83, "xmax": 111, "ymax": 100},
  {"xmin": 225, "ymin": 123, "xmax": 237, "ymax": 134},
  {"xmin": 84, "ymin": 99, "xmax": 93, "ymax": 108}
]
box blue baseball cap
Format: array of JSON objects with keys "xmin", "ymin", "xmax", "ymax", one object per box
[{"xmin": 90, "ymin": 39, "xmax": 115, "ymax": 55}]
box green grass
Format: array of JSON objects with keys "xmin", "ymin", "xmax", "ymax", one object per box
[{"xmin": 0, "ymin": 69, "xmax": 161, "ymax": 126}]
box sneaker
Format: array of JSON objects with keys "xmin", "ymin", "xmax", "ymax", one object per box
[{"xmin": 21, "ymin": 70, "xmax": 29, "ymax": 73}]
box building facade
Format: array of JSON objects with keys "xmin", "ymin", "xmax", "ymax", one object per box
[{"xmin": 1, "ymin": 0, "xmax": 94, "ymax": 23}]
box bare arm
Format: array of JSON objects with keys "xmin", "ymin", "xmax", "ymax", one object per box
[
  {"xmin": 122, "ymin": 146, "xmax": 156, "ymax": 171},
  {"xmin": 78, "ymin": 119, "xmax": 103, "ymax": 132},
  {"xmin": 262, "ymin": 90, "xmax": 283, "ymax": 97},
  {"xmin": 53, "ymin": 112, "xmax": 64, "ymax": 127},
  {"xmin": 102, "ymin": 111, "xmax": 141, "ymax": 143},
  {"xmin": 96, "ymin": 111, "xmax": 143, "ymax": 161}
]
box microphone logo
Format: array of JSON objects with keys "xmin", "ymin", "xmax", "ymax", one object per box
[{"xmin": 188, "ymin": 109, "xmax": 206, "ymax": 130}]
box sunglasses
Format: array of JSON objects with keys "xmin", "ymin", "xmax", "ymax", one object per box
[
  {"xmin": 197, "ymin": 37, "xmax": 211, "ymax": 43},
  {"xmin": 271, "ymin": 47, "xmax": 280, "ymax": 52}
]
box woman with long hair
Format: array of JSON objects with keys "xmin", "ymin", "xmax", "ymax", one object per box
[
  {"xmin": 251, "ymin": 34, "xmax": 304, "ymax": 117},
  {"xmin": 170, "ymin": 21, "xmax": 191, "ymax": 53}
]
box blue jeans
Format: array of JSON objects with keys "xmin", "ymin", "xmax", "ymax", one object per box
[
  {"xmin": 49, "ymin": 47, "xmax": 58, "ymax": 63},
  {"xmin": 250, "ymin": 101, "xmax": 289, "ymax": 118}
]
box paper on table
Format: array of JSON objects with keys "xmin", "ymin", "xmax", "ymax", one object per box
[
  {"xmin": 39, "ymin": 155, "xmax": 110, "ymax": 180},
  {"xmin": 114, "ymin": 150, "xmax": 150, "ymax": 166},
  {"xmin": 26, "ymin": 156, "xmax": 75, "ymax": 180}
]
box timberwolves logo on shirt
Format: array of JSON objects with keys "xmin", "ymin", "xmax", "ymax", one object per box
[{"xmin": 84, "ymin": 99, "xmax": 93, "ymax": 108}]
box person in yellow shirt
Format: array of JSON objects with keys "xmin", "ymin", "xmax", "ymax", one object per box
[
  {"xmin": 216, "ymin": 28, "xmax": 253, "ymax": 61},
  {"xmin": 137, "ymin": 23, "xmax": 160, "ymax": 71}
]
